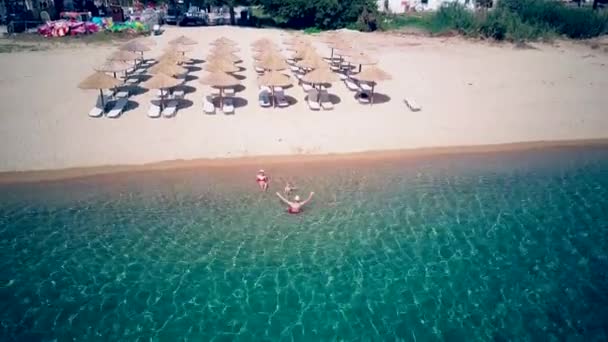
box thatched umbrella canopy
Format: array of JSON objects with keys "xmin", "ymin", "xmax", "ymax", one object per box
[
  {"xmin": 95, "ymin": 60, "xmax": 131, "ymax": 78},
  {"xmin": 251, "ymin": 38, "xmax": 274, "ymax": 47},
  {"xmin": 352, "ymin": 66, "xmax": 391, "ymax": 105},
  {"xmin": 297, "ymin": 54, "xmax": 326, "ymax": 70},
  {"xmin": 292, "ymin": 46, "xmax": 316, "ymax": 60},
  {"xmin": 204, "ymin": 59, "xmax": 240, "ymax": 73},
  {"xmin": 256, "ymin": 53, "xmax": 288, "ymax": 71},
  {"xmin": 347, "ymin": 52, "xmax": 379, "ymax": 73},
  {"xmin": 108, "ymin": 50, "xmax": 139, "ymax": 62},
  {"xmin": 207, "ymin": 51, "xmax": 241, "ymax": 64},
  {"xmin": 199, "ymin": 72, "xmax": 240, "ymax": 106},
  {"xmin": 252, "ymin": 43, "xmax": 279, "ymax": 53},
  {"xmin": 166, "ymin": 44, "xmax": 193, "ymax": 56},
  {"xmin": 120, "ymin": 41, "xmax": 151, "ymax": 59},
  {"xmin": 211, "ymin": 37, "xmax": 237, "ymax": 46},
  {"xmin": 258, "ymin": 71, "xmax": 292, "ymax": 107},
  {"xmin": 142, "ymin": 73, "xmax": 182, "ymax": 110},
  {"xmin": 78, "ymin": 71, "xmax": 121, "ymax": 110},
  {"xmin": 158, "ymin": 51, "xmax": 189, "ymax": 65},
  {"xmin": 211, "ymin": 45, "xmax": 241, "ymax": 54},
  {"xmin": 301, "ymin": 67, "xmax": 338, "ymax": 86},
  {"xmin": 169, "ymin": 35, "xmax": 197, "ymax": 45},
  {"xmin": 326, "ymin": 40, "xmax": 352, "ymax": 60},
  {"xmin": 283, "ymin": 35, "xmax": 308, "ymax": 46},
  {"xmin": 149, "ymin": 62, "xmax": 187, "ymax": 77}
]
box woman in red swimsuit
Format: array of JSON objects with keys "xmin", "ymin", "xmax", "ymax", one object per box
[
  {"xmin": 256, "ymin": 169, "xmax": 269, "ymax": 192},
  {"xmin": 275, "ymin": 192, "xmax": 315, "ymax": 214}
]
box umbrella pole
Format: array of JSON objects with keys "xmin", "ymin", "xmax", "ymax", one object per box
[
  {"xmin": 371, "ymin": 85, "xmax": 375, "ymax": 106},
  {"xmin": 113, "ymin": 72, "xmax": 117, "ymax": 79},
  {"xmin": 330, "ymin": 48, "xmax": 334, "ymax": 61},
  {"xmin": 220, "ymin": 88, "xmax": 224, "ymax": 108},
  {"xmin": 160, "ymin": 88, "xmax": 165, "ymax": 111},
  {"xmin": 359, "ymin": 64, "xmax": 362, "ymax": 73},
  {"xmin": 99, "ymin": 89, "xmax": 105, "ymax": 112},
  {"xmin": 272, "ymin": 88, "xmax": 275, "ymax": 108}
]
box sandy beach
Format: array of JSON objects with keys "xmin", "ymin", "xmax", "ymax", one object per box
[{"xmin": 0, "ymin": 26, "xmax": 607, "ymax": 176}]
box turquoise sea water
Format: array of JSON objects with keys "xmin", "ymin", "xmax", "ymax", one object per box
[{"xmin": 1, "ymin": 146, "xmax": 608, "ymax": 341}]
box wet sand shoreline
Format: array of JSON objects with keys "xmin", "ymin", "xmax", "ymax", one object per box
[{"xmin": 1, "ymin": 139, "xmax": 607, "ymax": 185}]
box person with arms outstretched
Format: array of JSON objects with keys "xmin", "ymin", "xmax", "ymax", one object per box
[{"xmin": 276, "ymin": 192, "xmax": 314, "ymax": 214}]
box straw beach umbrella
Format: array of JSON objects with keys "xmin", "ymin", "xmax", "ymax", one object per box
[
  {"xmin": 149, "ymin": 62, "xmax": 187, "ymax": 77},
  {"xmin": 95, "ymin": 60, "xmax": 131, "ymax": 79},
  {"xmin": 348, "ymin": 52, "xmax": 378, "ymax": 73},
  {"xmin": 207, "ymin": 51, "xmax": 241, "ymax": 64},
  {"xmin": 211, "ymin": 37, "xmax": 237, "ymax": 46},
  {"xmin": 169, "ymin": 35, "xmax": 197, "ymax": 45},
  {"xmin": 167, "ymin": 44, "xmax": 193, "ymax": 56},
  {"xmin": 256, "ymin": 53, "xmax": 288, "ymax": 71},
  {"xmin": 158, "ymin": 51, "xmax": 188, "ymax": 65},
  {"xmin": 204, "ymin": 59, "xmax": 240, "ymax": 73},
  {"xmin": 78, "ymin": 71, "xmax": 121, "ymax": 110},
  {"xmin": 251, "ymin": 38, "xmax": 273, "ymax": 48},
  {"xmin": 352, "ymin": 66, "xmax": 391, "ymax": 105},
  {"xmin": 199, "ymin": 72, "xmax": 240, "ymax": 106},
  {"xmin": 142, "ymin": 73, "xmax": 182, "ymax": 110},
  {"xmin": 211, "ymin": 45, "xmax": 241, "ymax": 54},
  {"xmin": 301, "ymin": 67, "xmax": 338, "ymax": 87},
  {"xmin": 108, "ymin": 50, "xmax": 139, "ymax": 62},
  {"xmin": 297, "ymin": 54, "xmax": 326, "ymax": 70},
  {"xmin": 120, "ymin": 40, "xmax": 151, "ymax": 60},
  {"xmin": 258, "ymin": 71, "xmax": 292, "ymax": 107}
]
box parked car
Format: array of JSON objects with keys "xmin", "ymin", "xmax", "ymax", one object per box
[
  {"xmin": 165, "ymin": 7, "xmax": 181, "ymax": 25},
  {"xmin": 178, "ymin": 8, "xmax": 207, "ymax": 26}
]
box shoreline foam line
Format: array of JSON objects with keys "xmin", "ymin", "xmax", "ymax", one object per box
[{"xmin": 1, "ymin": 139, "xmax": 607, "ymax": 184}]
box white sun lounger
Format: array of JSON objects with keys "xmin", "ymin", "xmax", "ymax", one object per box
[
  {"xmin": 162, "ymin": 100, "xmax": 178, "ymax": 117},
  {"xmin": 345, "ymin": 78, "xmax": 361, "ymax": 92},
  {"xmin": 255, "ymin": 66, "xmax": 265, "ymax": 74},
  {"xmin": 148, "ymin": 101, "xmax": 161, "ymax": 118},
  {"xmin": 89, "ymin": 94, "xmax": 108, "ymax": 117},
  {"xmin": 158, "ymin": 89, "xmax": 173, "ymax": 99},
  {"xmin": 106, "ymin": 98, "xmax": 128, "ymax": 118},
  {"xmin": 301, "ymin": 82, "xmax": 313, "ymax": 92},
  {"xmin": 223, "ymin": 97, "xmax": 235, "ymax": 114},
  {"xmin": 404, "ymin": 98, "xmax": 422, "ymax": 112},
  {"xmin": 337, "ymin": 72, "xmax": 348, "ymax": 81},
  {"xmin": 275, "ymin": 90, "xmax": 289, "ymax": 108},
  {"xmin": 290, "ymin": 65, "xmax": 300, "ymax": 72},
  {"xmin": 224, "ymin": 88, "xmax": 235, "ymax": 96},
  {"xmin": 320, "ymin": 91, "xmax": 334, "ymax": 110},
  {"xmin": 360, "ymin": 82, "xmax": 373, "ymax": 92},
  {"xmin": 173, "ymin": 89, "xmax": 185, "ymax": 99},
  {"xmin": 115, "ymin": 89, "xmax": 129, "ymax": 98},
  {"xmin": 307, "ymin": 90, "xmax": 321, "ymax": 111},
  {"xmin": 204, "ymin": 95, "xmax": 215, "ymax": 114}
]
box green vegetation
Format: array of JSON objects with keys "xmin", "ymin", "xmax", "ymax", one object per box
[
  {"xmin": 381, "ymin": 0, "xmax": 608, "ymax": 41},
  {"xmin": 253, "ymin": 0, "xmax": 378, "ymax": 31}
]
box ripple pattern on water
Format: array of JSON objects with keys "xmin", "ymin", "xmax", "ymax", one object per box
[{"xmin": 1, "ymin": 147, "xmax": 608, "ymax": 341}]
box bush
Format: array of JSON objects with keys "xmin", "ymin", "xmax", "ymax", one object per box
[
  {"xmin": 431, "ymin": 3, "xmax": 479, "ymax": 35},
  {"xmin": 356, "ymin": 8, "xmax": 378, "ymax": 32},
  {"xmin": 257, "ymin": 0, "xmax": 378, "ymax": 30},
  {"xmin": 499, "ymin": 0, "xmax": 608, "ymax": 38},
  {"xmin": 480, "ymin": 7, "xmax": 551, "ymax": 41}
]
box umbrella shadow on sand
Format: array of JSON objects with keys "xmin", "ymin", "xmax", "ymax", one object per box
[
  {"xmin": 185, "ymin": 65, "xmax": 202, "ymax": 73},
  {"xmin": 230, "ymin": 73, "xmax": 246, "ymax": 81},
  {"xmin": 327, "ymin": 94, "xmax": 341, "ymax": 105},
  {"xmin": 233, "ymin": 84, "xmax": 247, "ymax": 93},
  {"xmin": 284, "ymin": 95, "xmax": 298, "ymax": 106},
  {"xmin": 211, "ymin": 96, "xmax": 248, "ymax": 114},
  {"xmin": 123, "ymin": 100, "xmax": 140, "ymax": 113},
  {"xmin": 175, "ymin": 85, "xmax": 196, "ymax": 95},
  {"xmin": 188, "ymin": 58, "xmax": 205, "ymax": 65},
  {"xmin": 150, "ymin": 99, "xmax": 194, "ymax": 117},
  {"xmin": 127, "ymin": 85, "xmax": 148, "ymax": 96},
  {"xmin": 354, "ymin": 92, "xmax": 391, "ymax": 105},
  {"xmin": 236, "ymin": 66, "xmax": 247, "ymax": 73},
  {"xmin": 184, "ymin": 74, "xmax": 199, "ymax": 82}
]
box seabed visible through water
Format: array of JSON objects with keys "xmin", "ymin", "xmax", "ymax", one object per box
[{"xmin": 1, "ymin": 145, "xmax": 607, "ymax": 340}]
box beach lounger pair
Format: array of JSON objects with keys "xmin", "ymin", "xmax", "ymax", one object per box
[
  {"xmin": 344, "ymin": 78, "xmax": 361, "ymax": 92},
  {"xmin": 147, "ymin": 100, "xmax": 178, "ymax": 118},
  {"xmin": 306, "ymin": 89, "xmax": 333, "ymax": 110},
  {"xmin": 275, "ymin": 89, "xmax": 289, "ymax": 108},
  {"xmin": 106, "ymin": 98, "xmax": 128, "ymax": 118},
  {"xmin": 89, "ymin": 94, "xmax": 110, "ymax": 117}
]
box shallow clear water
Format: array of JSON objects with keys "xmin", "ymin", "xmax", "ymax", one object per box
[{"xmin": 1, "ymin": 146, "xmax": 608, "ymax": 341}]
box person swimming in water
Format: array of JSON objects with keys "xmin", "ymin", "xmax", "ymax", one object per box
[
  {"xmin": 256, "ymin": 170, "xmax": 269, "ymax": 192},
  {"xmin": 275, "ymin": 192, "xmax": 314, "ymax": 214}
]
